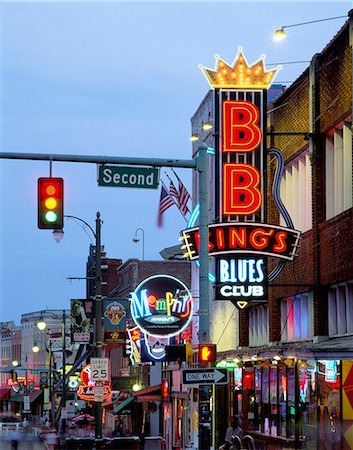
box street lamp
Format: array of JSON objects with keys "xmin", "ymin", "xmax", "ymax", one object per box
[
  {"xmin": 132, "ymin": 227, "xmax": 145, "ymax": 260},
  {"xmin": 32, "ymin": 343, "xmax": 40, "ymax": 353},
  {"xmin": 53, "ymin": 212, "xmax": 104, "ymax": 445},
  {"xmin": 36, "ymin": 310, "xmax": 68, "ymax": 439},
  {"xmin": 12, "ymin": 360, "xmax": 19, "ymax": 367},
  {"xmin": 273, "ymin": 13, "xmax": 347, "ymax": 41}
]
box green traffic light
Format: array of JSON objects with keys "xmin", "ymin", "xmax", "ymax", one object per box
[{"xmin": 45, "ymin": 211, "xmax": 58, "ymax": 223}]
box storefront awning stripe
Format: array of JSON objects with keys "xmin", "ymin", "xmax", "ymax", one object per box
[{"xmin": 113, "ymin": 396, "xmax": 134, "ymax": 414}]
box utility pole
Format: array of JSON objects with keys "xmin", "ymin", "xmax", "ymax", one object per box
[
  {"xmin": 61, "ymin": 310, "xmax": 67, "ymax": 443},
  {"xmin": 94, "ymin": 211, "xmax": 103, "ymax": 444}
]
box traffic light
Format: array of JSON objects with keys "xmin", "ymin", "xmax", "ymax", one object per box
[
  {"xmin": 12, "ymin": 371, "xmax": 17, "ymax": 382},
  {"xmin": 198, "ymin": 344, "xmax": 217, "ymax": 363},
  {"xmin": 38, "ymin": 177, "xmax": 64, "ymax": 229}
]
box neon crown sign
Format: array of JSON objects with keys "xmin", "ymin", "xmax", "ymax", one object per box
[{"xmin": 198, "ymin": 47, "xmax": 282, "ymax": 89}]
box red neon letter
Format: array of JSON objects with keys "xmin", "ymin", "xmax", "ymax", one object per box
[
  {"xmin": 223, "ymin": 163, "xmax": 262, "ymax": 215},
  {"xmin": 274, "ymin": 231, "xmax": 287, "ymax": 253},
  {"xmin": 222, "ymin": 101, "xmax": 262, "ymax": 152}
]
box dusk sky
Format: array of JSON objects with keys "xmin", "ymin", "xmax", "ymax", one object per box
[{"xmin": 0, "ymin": 1, "xmax": 351, "ymax": 323}]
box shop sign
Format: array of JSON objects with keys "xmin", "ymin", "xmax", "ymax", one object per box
[
  {"xmin": 103, "ymin": 298, "xmax": 128, "ymax": 344},
  {"xmin": 70, "ymin": 299, "xmax": 94, "ymax": 343},
  {"xmin": 77, "ymin": 364, "xmax": 111, "ymax": 402},
  {"xmin": 181, "ymin": 48, "xmax": 301, "ymax": 309},
  {"xmin": 216, "ymin": 256, "xmax": 267, "ymax": 302},
  {"xmin": 126, "ymin": 325, "xmax": 172, "ymax": 364},
  {"xmin": 130, "ymin": 275, "xmax": 193, "ymax": 337}
]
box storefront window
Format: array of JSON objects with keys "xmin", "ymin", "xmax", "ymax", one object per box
[
  {"xmin": 254, "ymin": 367, "xmax": 262, "ymax": 432},
  {"xmin": 262, "ymin": 367, "xmax": 270, "ymax": 433},
  {"xmin": 299, "ymin": 360, "xmax": 317, "ymax": 446},
  {"xmin": 287, "ymin": 367, "xmax": 295, "ymax": 438},
  {"xmin": 270, "ymin": 366, "xmax": 278, "ymax": 435},
  {"xmin": 317, "ymin": 360, "xmax": 341, "ymax": 449},
  {"xmin": 278, "ymin": 365, "xmax": 287, "ymax": 437}
]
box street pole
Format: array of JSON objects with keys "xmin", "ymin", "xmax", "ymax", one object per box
[
  {"xmin": 49, "ymin": 341, "xmax": 55, "ymax": 428},
  {"xmin": 94, "ymin": 211, "xmax": 103, "ymax": 444},
  {"xmin": 61, "ymin": 310, "xmax": 67, "ymax": 443},
  {"xmin": 197, "ymin": 144, "xmax": 211, "ymax": 450}
]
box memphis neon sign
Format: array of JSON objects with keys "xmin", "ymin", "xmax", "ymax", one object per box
[{"xmin": 130, "ymin": 274, "xmax": 193, "ymax": 337}]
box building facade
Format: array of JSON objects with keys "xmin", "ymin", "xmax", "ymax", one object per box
[{"xmin": 189, "ymin": 11, "xmax": 353, "ymax": 450}]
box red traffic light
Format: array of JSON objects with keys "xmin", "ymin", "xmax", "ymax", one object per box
[
  {"xmin": 199, "ymin": 344, "xmax": 217, "ymax": 363},
  {"xmin": 38, "ymin": 177, "xmax": 64, "ymax": 229}
]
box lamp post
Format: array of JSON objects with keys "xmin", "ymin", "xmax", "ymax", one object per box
[
  {"xmin": 53, "ymin": 212, "xmax": 104, "ymax": 446},
  {"xmin": 273, "ymin": 13, "xmax": 347, "ymax": 40},
  {"xmin": 132, "ymin": 227, "xmax": 145, "ymax": 260},
  {"xmin": 37, "ymin": 310, "xmax": 67, "ymax": 439}
]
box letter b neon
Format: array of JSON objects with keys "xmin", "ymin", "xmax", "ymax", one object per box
[
  {"xmin": 223, "ymin": 163, "xmax": 262, "ymax": 215},
  {"xmin": 222, "ymin": 100, "xmax": 262, "ymax": 152}
]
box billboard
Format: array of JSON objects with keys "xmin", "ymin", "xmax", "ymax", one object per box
[
  {"xmin": 70, "ymin": 299, "xmax": 94, "ymax": 343},
  {"xmin": 103, "ymin": 298, "xmax": 128, "ymax": 344}
]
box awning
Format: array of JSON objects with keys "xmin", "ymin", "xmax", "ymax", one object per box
[
  {"xmin": 113, "ymin": 397, "xmax": 134, "ymax": 414},
  {"xmin": 131, "ymin": 384, "xmax": 161, "ymax": 403},
  {"xmin": 0, "ymin": 388, "xmax": 11, "ymax": 400},
  {"xmin": 10, "ymin": 390, "xmax": 43, "ymax": 403}
]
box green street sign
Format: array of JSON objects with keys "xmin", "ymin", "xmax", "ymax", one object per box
[{"xmin": 98, "ymin": 165, "xmax": 159, "ymax": 189}]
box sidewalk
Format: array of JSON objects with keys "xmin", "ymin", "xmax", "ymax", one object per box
[{"xmin": 0, "ymin": 441, "xmax": 45, "ymax": 449}]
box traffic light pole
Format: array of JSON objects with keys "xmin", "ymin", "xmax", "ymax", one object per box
[
  {"xmin": 94, "ymin": 212, "xmax": 103, "ymax": 445},
  {"xmin": 0, "ymin": 149, "xmax": 210, "ymax": 448},
  {"xmin": 61, "ymin": 310, "xmax": 67, "ymax": 443}
]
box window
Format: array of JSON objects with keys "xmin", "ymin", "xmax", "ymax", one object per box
[
  {"xmin": 280, "ymin": 148, "xmax": 312, "ymax": 232},
  {"xmin": 328, "ymin": 282, "xmax": 353, "ymax": 336},
  {"xmin": 249, "ymin": 305, "xmax": 268, "ymax": 347},
  {"xmin": 326, "ymin": 122, "xmax": 352, "ymax": 219},
  {"xmin": 280, "ymin": 293, "xmax": 313, "ymax": 342}
]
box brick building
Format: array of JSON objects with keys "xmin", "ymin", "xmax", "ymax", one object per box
[{"xmin": 189, "ymin": 11, "xmax": 353, "ymax": 450}]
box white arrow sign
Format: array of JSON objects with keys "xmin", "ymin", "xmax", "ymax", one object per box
[{"xmin": 181, "ymin": 368, "xmax": 228, "ymax": 385}]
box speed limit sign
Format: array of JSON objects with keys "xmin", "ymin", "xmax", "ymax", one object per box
[{"xmin": 91, "ymin": 358, "xmax": 109, "ymax": 381}]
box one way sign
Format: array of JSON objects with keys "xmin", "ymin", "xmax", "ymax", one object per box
[{"xmin": 181, "ymin": 368, "xmax": 228, "ymax": 385}]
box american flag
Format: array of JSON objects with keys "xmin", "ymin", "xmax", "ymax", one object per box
[
  {"xmin": 177, "ymin": 176, "xmax": 191, "ymax": 216},
  {"xmin": 169, "ymin": 180, "xmax": 179, "ymax": 201},
  {"xmin": 157, "ymin": 184, "xmax": 174, "ymax": 227}
]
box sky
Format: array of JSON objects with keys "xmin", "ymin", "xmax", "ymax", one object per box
[{"xmin": 0, "ymin": 0, "xmax": 351, "ymax": 324}]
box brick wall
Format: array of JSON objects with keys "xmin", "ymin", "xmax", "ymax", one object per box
[{"xmin": 320, "ymin": 25, "xmax": 351, "ymax": 132}]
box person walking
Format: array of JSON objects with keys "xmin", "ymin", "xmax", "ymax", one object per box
[{"xmin": 44, "ymin": 429, "xmax": 59, "ymax": 450}]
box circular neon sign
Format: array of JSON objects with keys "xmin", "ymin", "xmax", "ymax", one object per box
[{"xmin": 130, "ymin": 274, "xmax": 193, "ymax": 338}]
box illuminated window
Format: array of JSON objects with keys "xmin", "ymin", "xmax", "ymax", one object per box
[
  {"xmin": 280, "ymin": 293, "xmax": 313, "ymax": 342},
  {"xmin": 328, "ymin": 282, "xmax": 353, "ymax": 336},
  {"xmin": 280, "ymin": 148, "xmax": 312, "ymax": 232},
  {"xmin": 249, "ymin": 305, "xmax": 268, "ymax": 347},
  {"xmin": 325, "ymin": 122, "xmax": 352, "ymax": 220}
]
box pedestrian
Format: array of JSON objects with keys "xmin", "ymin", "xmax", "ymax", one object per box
[
  {"xmin": 9, "ymin": 429, "xmax": 21, "ymax": 450},
  {"xmin": 45, "ymin": 429, "xmax": 59, "ymax": 450}
]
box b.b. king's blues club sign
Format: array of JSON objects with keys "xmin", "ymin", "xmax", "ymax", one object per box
[{"xmin": 181, "ymin": 47, "xmax": 301, "ymax": 309}]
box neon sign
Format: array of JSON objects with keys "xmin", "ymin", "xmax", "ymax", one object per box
[
  {"xmin": 77, "ymin": 364, "xmax": 111, "ymax": 401},
  {"xmin": 181, "ymin": 223, "xmax": 300, "ymax": 261},
  {"xmin": 216, "ymin": 256, "xmax": 267, "ymax": 302},
  {"xmin": 130, "ymin": 274, "xmax": 193, "ymax": 337},
  {"xmin": 180, "ymin": 48, "xmax": 300, "ymax": 309}
]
